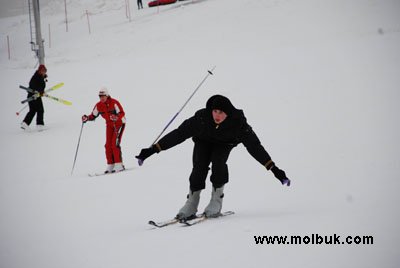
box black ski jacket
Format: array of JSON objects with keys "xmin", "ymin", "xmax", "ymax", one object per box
[
  {"xmin": 157, "ymin": 106, "xmax": 272, "ymax": 167},
  {"xmin": 28, "ymin": 71, "xmax": 46, "ymax": 97}
]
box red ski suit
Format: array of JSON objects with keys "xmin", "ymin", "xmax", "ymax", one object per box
[{"xmin": 88, "ymin": 97, "xmax": 126, "ymax": 165}]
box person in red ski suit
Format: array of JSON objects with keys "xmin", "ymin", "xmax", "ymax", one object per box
[{"xmin": 82, "ymin": 87, "xmax": 126, "ymax": 173}]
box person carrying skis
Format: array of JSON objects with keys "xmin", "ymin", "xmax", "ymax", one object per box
[
  {"xmin": 82, "ymin": 87, "xmax": 126, "ymax": 173},
  {"xmin": 136, "ymin": 95, "xmax": 291, "ymax": 220},
  {"xmin": 21, "ymin": 64, "xmax": 48, "ymax": 131}
]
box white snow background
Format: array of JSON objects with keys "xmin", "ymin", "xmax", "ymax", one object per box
[{"xmin": 1, "ymin": 0, "xmax": 400, "ymax": 267}]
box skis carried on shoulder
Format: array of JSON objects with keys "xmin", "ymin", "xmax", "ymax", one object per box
[
  {"xmin": 20, "ymin": 82, "xmax": 71, "ymax": 105},
  {"xmin": 19, "ymin": 82, "xmax": 64, "ymax": 94},
  {"xmin": 20, "ymin": 83, "xmax": 64, "ymax": 104},
  {"xmin": 148, "ymin": 211, "xmax": 235, "ymax": 228}
]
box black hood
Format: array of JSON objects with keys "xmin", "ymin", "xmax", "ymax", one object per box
[{"xmin": 205, "ymin": 95, "xmax": 236, "ymax": 116}]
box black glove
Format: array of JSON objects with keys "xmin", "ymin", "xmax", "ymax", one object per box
[
  {"xmin": 271, "ymin": 166, "xmax": 291, "ymax": 186},
  {"xmin": 135, "ymin": 145, "xmax": 159, "ymax": 166}
]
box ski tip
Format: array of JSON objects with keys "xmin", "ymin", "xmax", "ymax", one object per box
[
  {"xmin": 52, "ymin": 82, "xmax": 65, "ymax": 89},
  {"xmin": 208, "ymin": 66, "xmax": 216, "ymax": 74}
]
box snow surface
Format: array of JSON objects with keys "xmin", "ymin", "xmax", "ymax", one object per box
[{"xmin": 1, "ymin": 0, "xmax": 400, "ymax": 267}]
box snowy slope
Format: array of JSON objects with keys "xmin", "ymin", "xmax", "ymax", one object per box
[{"xmin": 1, "ymin": 0, "xmax": 400, "ymax": 267}]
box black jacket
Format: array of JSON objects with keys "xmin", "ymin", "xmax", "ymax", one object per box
[
  {"xmin": 28, "ymin": 71, "xmax": 46, "ymax": 97},
  {"xmin": 157, "ymin": 105, "xmax": 272, "ymax": 167}
]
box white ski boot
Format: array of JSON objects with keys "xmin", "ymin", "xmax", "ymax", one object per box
[
  {"xmin": 204, "ymin": 186, "xmax": 224, "ymax": 218},
  {"xmin": 176, "ymin": 190, "xmax": 201, "ymax": 220},
  {"xmin": 113, "ymin": 163, "xmax": 125, "ymax": 172},
  {"xmin": 20, "ymin": 122, "xmax": 30, "ymax": 131},
  {"xmin": 105, "ymin": 164, "xmax": 114, "ymax": 174},
  {"xmin": 36, "ymin": 124, "xmax": 46, "ymax": 132}
]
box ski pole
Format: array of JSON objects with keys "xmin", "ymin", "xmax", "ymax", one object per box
[
  {"xmin": 16, "ymin": 104, "xmax": 28, "ymax": 116},
  {"xmin": 71, "ymin": 122, "xmax": 85, "ymax": 175},
  {"xmin": 150, "ymin": 66, "xmax": 215, "ymax": 146},
  {"xmin": 138, "ymin": 66, "xmax": 215, "ymax": 166}
]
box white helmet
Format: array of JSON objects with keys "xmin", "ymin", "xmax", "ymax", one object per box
[{"xmin": 98, "ymin": 87, "xmax": 109, "ymax": 96}]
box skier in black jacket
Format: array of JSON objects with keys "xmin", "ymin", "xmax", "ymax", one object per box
[
  {"xmin": 21, "ymin": 64, "xmax": 47, "ymax": 131},
  {"xmin": 136, "ymin": 95, "xmax": 291, "ymax": 220}
]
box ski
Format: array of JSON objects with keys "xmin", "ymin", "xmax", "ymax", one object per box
[
  {"xmin": 25, "ymin": 126, "xmax": 49, "ymax": 133},
  {"xmin": 148, "ymin": 214, "xmax": 199, "ymax": 228},
  {"xmin": 181, "ymin": 211, "xmax": 235, "ymax": 226},
  {"xmin": 20, "ymin": 83, "xmax": 64, "ymax": 104},
  {"xmin": 148, "ymin": 211, "xmax": 234, "ymax": 228},
  {"xmin": 21, "ymin": 95, "xmax": 38, "ymax": 104},
  {"xmin": 88, "ymin": 167, "xmax": 134, "ymax": 177},
  {"xmin": 19, "ymin": 82, "xmax": 64, "ymax": 94},
  {"xmin": 148, "ymin": 218, "xmax": 180, "ymax": 228},
  {"xmin": 43, "ymin": 93, "xmax": 72, "ymax": 105}
]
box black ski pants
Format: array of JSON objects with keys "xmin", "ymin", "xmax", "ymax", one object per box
[
  {"xmin": 23, "ymin": 98, "xmax": 44, "ymax": 126},
  {"xmin": 189, "ymin": 140, "xmax": 233, "ymax": 192}
]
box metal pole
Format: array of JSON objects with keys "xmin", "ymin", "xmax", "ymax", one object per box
[
  {"xmin": 86, "ymin": 10, "xmax": 91, "ymax": 34},
  {"xmin": 64, "ymin": 0, "xmax": 68, "ymax": 32},
  {"xmin": 150, "ymin": 66, "xmax": 216, "ymax": 146},
  {"xmin": 32, "ymin": 0, "xmax": 45, "ymax": 64},
  {"xmin": 127, "ymin": 0, "xmax": 131, "ymax": 22},
  {"xmin": 7, "ymin": 35, "xmax": 10, "ymax": 60},
  {"xmin": 71, "ymin": 122, "xmax": 85, "ymax": 175},
  {"xmin": 125, "ymin": 0, "xmax": 128, "ymax": 18},
  {"xmin": 137, "ymin": 66, "xmax": 216, "ymax": 166},
  {"xmin": 16, "ymin": 104, "xmax": 28, "ymax": 116},
  {"xmin": 48, "ymin": 23, "xmax": 51, "ymax": 48}
]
